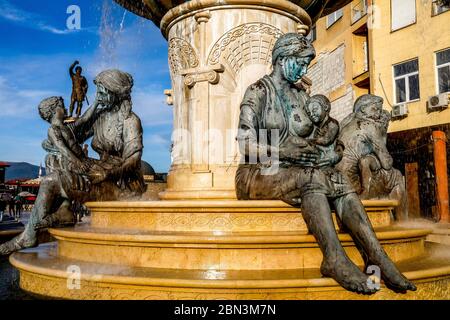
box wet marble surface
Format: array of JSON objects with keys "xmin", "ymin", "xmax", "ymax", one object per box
[
  {"xmin": 0, "ymin": 255, "xmax": 35, "ymax": 300},
  {"xmin": 0, "ymin": 212, "xmax": 35, "ymax": 300}
]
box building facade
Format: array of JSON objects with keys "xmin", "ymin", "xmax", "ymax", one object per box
[
  {"xmin": 308, "ymin": 0, "xmax": 450, "ymax": 220},
  {"xmin": 307, "ymin": 0, "xmax": 371, "ymax": 121}
]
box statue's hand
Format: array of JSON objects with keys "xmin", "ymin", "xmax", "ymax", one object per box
[
  {"xmin": 89, "ymin": 167, "xmax": 108, "ymax": 185},
  {"xmin": 67, "ymin": 172, "xmax": 90, "ymax": 192},
  {"xmin": 380, "ymin": 154, "xmax": 393, "ymax": 170},
  {"xmin": 279, "ymin": 142, "xmax": 319, "ymax": 164},
  {"xmin": 316, "ymin": 157, "xmax": 334, "ymax": 168},
  {"xmin": 316, "ymin": 153, "xmax": 341, "ymax": 168},
  {"xmin": 287, "ymin": 136, "xmax": 310, "ymax": 148},
  {"xmin": 74, "ymin": 60, "xmax": 79, "ymax": 65}
]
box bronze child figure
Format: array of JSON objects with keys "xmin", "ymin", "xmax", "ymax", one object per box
[
  {"xmin": 37, "ymin": 96, "xmax": 105, "ymax": 228},
  {"xmin": 236, "ymin": 33, "xmax": 416, "ymax": 294},
  {"xmin": 337, "ymin": 94, "xmax": 408, "ymax": 220},
  {"xmin": 40, "ymin": 96, "xmax": 90, "ymax": 174},
  {"xmin": 304, "ymin": 94, "xmax": 343, "ymax": 168}
]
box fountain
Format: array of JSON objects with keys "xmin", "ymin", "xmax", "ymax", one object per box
[{"xmin": 9, "ymin": 0, "xmax": 450, "ymax": 299}]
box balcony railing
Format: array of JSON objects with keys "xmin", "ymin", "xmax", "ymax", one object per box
[{"xmin": 351, "ymin": 0, "xmax": 368, "ymax": 24}]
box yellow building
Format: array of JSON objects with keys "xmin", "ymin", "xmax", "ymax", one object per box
[
  {"xmin": 307, "ymin": 0, "xmax": 371, "ymax": 121},
  {"xmin": 371, "ymin": 0, "xmax": 450, "ymax": 132},
  {"xmin": 309, "ymin": 0, "xmax": 450, "ymax": 220}
]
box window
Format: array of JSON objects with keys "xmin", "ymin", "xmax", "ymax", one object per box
[
  {"xmin": 432, "ymin": 0, "xmax": 450, "ymax": 15},
  {"xmin": 393, "ymin": 59, "xmax": 420, "ymax": 104},
  {"xmin": 306, "ymin": 25, "xmax": 317, "ymax": 42},
  {"xmin": 436, "ymin": 48, "xmax": 450, "ymax": 94},
  {"xmin": 351, "ymin": 0, "xmax": 368, "ymax": 24},
  {"xmin": 391, "ymin": 0, "xmax": 416, "ymax": 31},
  {"xmin": 363, "ymin": 40, "xmax": 369, "ymax": 72},
  {"xmin": 326, "ymin": 9, "xmax": 343, "ymax": 28}
]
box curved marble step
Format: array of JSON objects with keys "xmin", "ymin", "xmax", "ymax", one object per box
[
  {"xmin": 85, "ymin": 199, "xmax": 396, "ymax": 232},
  {"xmin": 48, "ymin": 226, "xmax": 430, "ymax": 270},
  {"xmin": 10, "ymin": 242, "xmax": 450, "ymax": 300},
  {"xmin": 427, "ymin": 224, "xmax": 450, "ymax": 246}
]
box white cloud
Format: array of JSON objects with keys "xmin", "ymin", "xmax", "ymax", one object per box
[
  {"xmin": 0, "ymin": 3, "xmax": 174, "ymax": 170},
  {"xmin": 0, "ymin": 75, "xmax": 62, "ymax": 118},
  {"xmin": 147, "ymin": 133, "xmax": 170, "ymax": 146},
  {"xmin": 0, "ymin": 0, "xmax": 27, "ymax": 22},
  {"xmin": 86, "ymin": 17, "xmax": 168, "ymax": 78},
  {"xmin": 38, "ymin": 24, "xmax": 76, "ymax": 35},
  {"xmin": 0, "ymin": 0, "xmax": 95, "ymax": 35},
  {"xmin": 132, "ymin": 88, "xmax": 173, "ymax": 127}
]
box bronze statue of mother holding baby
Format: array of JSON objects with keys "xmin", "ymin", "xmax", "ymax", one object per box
[{"xmin": 235, "ymin": 33, "xmax": 415, "ymax": 294}]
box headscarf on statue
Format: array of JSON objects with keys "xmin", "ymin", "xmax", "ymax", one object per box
[
  {"xmin": 94, "ymin": 69, "xmax": 135, "ymax": 152},
  {"xmin": 271, "ymin": 33, "xmax": 316, "ymax": 64}
]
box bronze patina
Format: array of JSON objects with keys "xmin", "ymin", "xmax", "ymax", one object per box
[
  {"xmin": 0, "ymin": 69, "xmax": 146, "ymax": 255},
  {"xmin": 69, "ymin": 60, "xmax": 89, "ymax": 118},
  {"xmin": 337, "ymin": 94, "xmax": 408, "ymax": 220},
  {"xmin": 235, "ymin": 33, "xmax": 416, "ymax": 294}
]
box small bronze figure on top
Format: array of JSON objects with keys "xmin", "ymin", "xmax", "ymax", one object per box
[{"xmin": 69, "ymin": 60, "xmax": 88, "ymax": 118}]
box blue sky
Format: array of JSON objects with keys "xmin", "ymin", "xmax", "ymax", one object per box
[{"xmin": 0, "ymin": 0, "xmax": 173, "ymax": 172}]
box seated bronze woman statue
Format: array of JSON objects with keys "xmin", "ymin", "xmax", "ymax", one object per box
[
  {"xmin": 0, "ymin": 69, "xmax": 145, "ymax": 256},
  {"xmin": 235, "ymin": 33, "xmax": 416, "ymax": 294}
]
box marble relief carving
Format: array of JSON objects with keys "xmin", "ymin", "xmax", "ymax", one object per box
[
  {"xmin": 207, "ymin": 23, "xmax": 284, "ymax": 76},
  {"xmin": 168, "ymin": 37, "xmax": 199, "ymax": 75}
]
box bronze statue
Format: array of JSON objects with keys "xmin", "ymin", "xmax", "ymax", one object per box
[
  {"xmin": 69, "ymin": 60, "xmax": 88, "ymax": 118},
  {"xmin": 337, "ymin": 94, "xmax": 408, "ymax": 220},
  {"xmin": 305, "ymin": 94, "xmax": 343, "ymax": 167},
  {"xmin": 0, "ymin": 69, "xmax": 146, "ymax": 255},
  {"xmin": 235, "ymin": 33, "xmax": 416, "ymax": 294},
  {"xmin": 38, "ymin": 96, "xmax": 102, "ymax": 228}
]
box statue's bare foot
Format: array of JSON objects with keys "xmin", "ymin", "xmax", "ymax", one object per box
[
  {"xmin": 321, "ymin": 257, "xmax": 378, "ymax": 295},
  {"xmin": 35, "ymin": 206, "xmax": 75, "ymax": 230},
  {"xmin": 378, "ymin": 262, "xmax": 416, "ymax": 293},
  {"xmin": 0, "ymin": 233, "xmax": 37, "ymax": 256}
]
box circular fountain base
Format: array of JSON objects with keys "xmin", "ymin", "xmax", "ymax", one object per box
[
  {"xmin": 9, "ymin": 200, "xmax": 450, "ymax": 299},
  {"xmin": 10, "ymin": 242, "xmax": 450, "ymax": 300}
]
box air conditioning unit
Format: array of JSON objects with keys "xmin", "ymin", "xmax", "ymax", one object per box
[
  {"xmin": 428, "ymin": 93, "xmax": 449, "ymax": 110},
  {"xmin": 391, "ymin": 103, "xmax": 408, "ymax": 118}
]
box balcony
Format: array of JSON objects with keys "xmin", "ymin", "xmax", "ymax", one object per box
[{"xmin": 352, "ymin": 23, "xmax": 369, "ymax": 86}]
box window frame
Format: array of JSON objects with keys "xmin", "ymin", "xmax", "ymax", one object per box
[
  {"xmin": 392, "ymin": 58, "xmax": 420, "ymax": 105},
  {"xmin": 307, "ymin": 25, "xmax": 317, "ymax": 42},
  {"xmin": 326, "ymin": 9, "xmax": 344, "ymax": 29},
  {"xmin": 351, "ymin": 0, "xmax": 368, "ymax": 24},
  {"xmin": 432, "ymin": 0, "xmax": 450, "ymax": 16},
  {"xmin": 435, "ymin": 48, "xmax": 450, "ymax": 94},
  {"xmin": 390, "ymin": 0, "xmax": 417, "ymax": 32}
]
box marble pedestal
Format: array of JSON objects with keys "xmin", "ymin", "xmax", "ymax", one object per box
[
  {"xmin": 10, "ymin": 200, "xmax": 450, "ymax": 299},
  {"xmin": 159, "ymin": 0, "xmax": 311, "ymax": 200}
]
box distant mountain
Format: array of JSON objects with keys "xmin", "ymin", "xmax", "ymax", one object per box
[{"xmin": 4, "ymin": 162, "xmax": 45, "ymax": 181}]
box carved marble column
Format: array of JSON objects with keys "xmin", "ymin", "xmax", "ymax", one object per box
[{"xmin": 159, "ymin": 0, "xmax": 311, "ymax": 200}]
